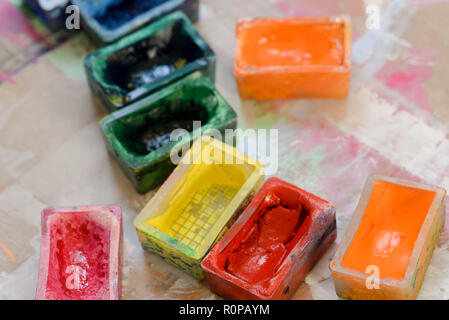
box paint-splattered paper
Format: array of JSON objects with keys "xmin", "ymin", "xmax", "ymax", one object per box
[{"xmin": 1, "ymin": 0, "xmax": 449, "ymax": 300}]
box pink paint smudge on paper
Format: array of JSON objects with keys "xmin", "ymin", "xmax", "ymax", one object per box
[
  {"xmin": 273, "ymin": 117, "xmax": 421, "ymax": 217},
  {"xmin": 0, "ymin": 0, "xmax": 49, "ymax": 47},
  {"xmin": 376, "ymin": 48, "xmax": 437, "ymax": 114},
  {"xmin": 0, "ymin": 72, "xmax": 15, "ymax": 83},
  {"xmin": 383, "ymin": 70, "xmax": 432, "ymax": 112},
  {"xmin": 0, "ymin": 0, "xmax": 70, "ymax": 84}
]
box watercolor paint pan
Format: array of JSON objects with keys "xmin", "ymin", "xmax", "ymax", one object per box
[
  {"xmin": 330, "ymin": 174, "xmax": 446, "ymax": 300},
  {"xmin": 73, "ymin": 0, "xmax": 199, "ymax": 46},
  {"xmin": 234, "ymin": 16, "xmax": 351, "ymax": 100},
  {"xmin": 26, "ymin": 0, "xmax": 69, "ymax": 31},
  {"xmin": 134, "ymin": 136, "xmax": 265, "ymax": 279},
  {"xmin": 84, "ymin": 11, "xmax": 215, "ymax": 112},
  {"xmin": 100, "ymin": 75, "xmax": 237, "ymax": 194},
  {"xmin": 36, "ymin": 205, "xmax": 122, "ymax": 300},
  {"xmin": 202, "ymin": 177, "xmax": 336, "ymax": 300}
]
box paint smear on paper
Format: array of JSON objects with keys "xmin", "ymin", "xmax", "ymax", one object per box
[
  {"xmin": 311, "ymin": 87, "xmax": 449, "ymax": 251},
  {"xmin": 311, "ymin": 87, "xmax": 449, "ymax": 185},
  {"xmin": 352, "ymin": 0, "xmax": 417, "ymax": 76},
  {"xmin": 0, "ymin": 1, "xmax": 47, "ymax": 45},
  {"xmin": 0, "ymin": 242, "xmax": 16, "ymax": 264},
  {"xmin": 410, "ymin": 0, "xmax": 449, "ymax": 6},
  {"xmin": 274, "ymin": 0, "xmax": 364, "ymax": 18},
  {"xmin": 376, "ymin": 48, "xmax": 437, "ymax": 114},
  {"xmin": 273, "ymin": 0, "xmax": 364, "ymax": 39},
  {"xmin": 0, "ymin": 1, "xmax": 70, "ymax": 84},
  {"xmin": 0, "ymin": 73, "xmax": 15, "ymax": 83},
  {"xmin": 46, "ymin": 34, "xmax": 94, "ymax": 80},
  {"xmin": 247, "ymin": 110, "xmax": 422, "ymax": 227}
]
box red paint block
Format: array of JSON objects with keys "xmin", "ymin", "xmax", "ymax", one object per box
[
  {"xmin": 36, "ymin": 205, "xmax": 122, "ymax": 300},
  {"xmin": 202, "ymin": 178, "xmax": 336, "ymax": 300}
]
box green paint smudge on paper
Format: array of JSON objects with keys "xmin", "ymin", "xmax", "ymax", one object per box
[{"xmin": 47, "ymin": 34, "xmax": 94, "ymax": 80}]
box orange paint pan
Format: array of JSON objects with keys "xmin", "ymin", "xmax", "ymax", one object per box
[
  {"xmin": 234, "ymin": 16, "xmax": 351, "ymax": 100},
  {"xmin": 330, "ymin": 174, "xmax": 446, "ymax": 300}
]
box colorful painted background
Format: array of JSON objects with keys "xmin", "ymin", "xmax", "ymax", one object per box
[{"xmin": 0, "ymin": 0, "xmax": 449, "ymax": 299}]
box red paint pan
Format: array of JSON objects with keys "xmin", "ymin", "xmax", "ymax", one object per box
[{"xmin": 202, "ymin": 177, "xmax": 336, "ymax": 300}]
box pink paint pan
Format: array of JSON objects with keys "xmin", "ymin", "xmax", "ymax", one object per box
[{"xmin": 36, "ymin": 205, "xmax": 122, "ymax": 300}]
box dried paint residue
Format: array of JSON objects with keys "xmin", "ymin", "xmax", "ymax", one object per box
[
  {"xmin": 46, "ymin": 212, "xmax": 111, "ymax": 300},
  {"xmin": 237, "ymin": 19, "xmax": 345, "ymax": 68},
  {"xmin": 225, "ymin": 191, "xmax": 308, "ymax": 285},
  {"xmin": 0, "ymin": 1, "xmax": 47, "ymax": 46},
  {"xmin": 376, "ymin": 48, "xmax": 437, "ymax": 114},
  {"xmin": 146, "ymin": 162, "xmax": 250, "ymax": 252},
  {"xmin": 219, "ymin": 186, "xmax": 311, "ymax": 295},
  {"xmin": 272, "ymin": 116, "xmax": 422, "ymax": 212},
  {"xmin": 0, "ymin": 242, "xmax": 16, "ymax": 263},
  {"xmin": 341, "ymin": 180, "xmax": 436, "ymax": 280},
  {"xmin": 0, "ymin": 1, "xmax": 69, "ymax": 82}
]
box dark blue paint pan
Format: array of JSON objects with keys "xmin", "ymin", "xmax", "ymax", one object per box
[{"xmin": 72, "ymin": 0, "xmax": 199, "ymax": 45}]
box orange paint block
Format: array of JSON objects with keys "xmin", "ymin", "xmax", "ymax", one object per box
[
  {"xmin": 330, "ymin": 175, "xmax": 446, "ymax": 300},
  {"xmin": 234, "ymin": 16, "xmax": 351, "ymax": 100}
]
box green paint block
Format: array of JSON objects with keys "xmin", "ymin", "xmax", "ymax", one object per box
[
  {"xmin": 100, "ymin": 76, "xmax": 238, "ymax": 194},
  {"xmin": 84, "ymin": 11, "xmax": 215, "ymax": 112}
]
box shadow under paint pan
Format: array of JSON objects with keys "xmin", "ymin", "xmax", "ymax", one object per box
[
  {"xmin": 330, "ymin": 174, "xmax": 446, "ymax": 300},
  {"xmin": 73, "ymin": 0, "xmax": 199, "ymax": 45},
  {"xmin": 134, "ymin": 137, "xmax": 265, "ymax": 279},
  {"xmin": 84, "ymin": 11, "xmax": 215, "ymax": 112}
]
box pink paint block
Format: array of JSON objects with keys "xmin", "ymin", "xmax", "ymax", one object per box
[{"xmin": 36, "ymin": 205, "xmax": 122, "ymax": 300}]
